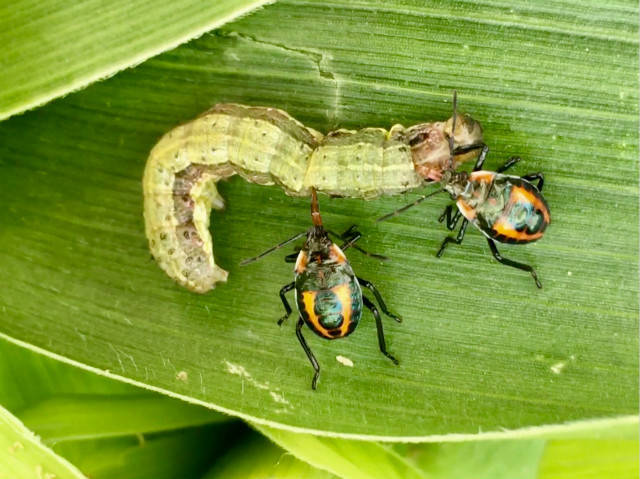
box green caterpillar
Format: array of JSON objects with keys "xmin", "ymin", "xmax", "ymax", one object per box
[{"xmin": 143, "ymin": 103, "xmax": 483, "ymax": 293}]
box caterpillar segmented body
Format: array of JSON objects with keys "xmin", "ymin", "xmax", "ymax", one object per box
[{"xmin": 143, "ymin": 103, "xmax": 483, "ymax": 292}]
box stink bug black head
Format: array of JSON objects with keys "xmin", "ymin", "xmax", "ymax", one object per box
[
  {"xmin": 242, "ymin": 189, "xmax": 401, "ymax": 390},
  {"xmin": 378, "ymin": 91, "xmax": 550, "ymax": 288}
]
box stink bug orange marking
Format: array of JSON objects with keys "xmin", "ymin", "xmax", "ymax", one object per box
[
  {"xmin": 379, "ymin": 92, "xmax": 550, "ymax": 288},
  {"xmin": 241, "ymin": 189, "xmax": 401, "ymax": 390}
]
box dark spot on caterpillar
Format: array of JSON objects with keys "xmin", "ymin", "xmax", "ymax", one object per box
[
  {"xmin": 182, "ymin": 270, "xmax": 190, "ymax": 278},
  {"xmin": 168, "ymin": 248, "xmax": 175, "ymax": 255},
  {"xmin": 165, "ymin": 215, "xmax": 171, "ymax": 221},
  {"xmin": 174, "ymin": 152, "xmax": 179, "ymax": 159},
  {"xmin": 399, "ymin": 146, "xmax": 408, "ymax": 153},
  {"xmin": 183, "ymin": 230, "xmax": 190, "ymax": 239},
  {"xmin": 262, "ymin": 131, "xmax": 267, "ymax": 137},
  {"xmin": 409, "ymin": 133, "xmax": 426, "ymax": 147},
  {"xmin": 197, "ymin": 256, "xmax": 203, "ymax": 263},
  {"xmin": 185, "ymin": 256, "xmax": 193, "ymax": 263},
  {"xmin": 211, "ymin": 147, "xmax": 216, "ymax": 153},
  {"xmin": 160, "ymin": 233, "xmax": 167, "ymax": 241},
  {"xmin": 151, "ymin": 239, "xmax": 156, "ymax": 246},
  {"xmin": 211, "ymin": 121, "xmax": 216, "ymax": 127}
]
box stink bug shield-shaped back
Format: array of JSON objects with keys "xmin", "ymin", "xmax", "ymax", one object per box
[
  {"xmin": 241, "ymin": 189, "xmax": 401, "ymax": 390},
  {"xmin": 379, "ymin": 92, "xmax": 551, "ymax": 288}
]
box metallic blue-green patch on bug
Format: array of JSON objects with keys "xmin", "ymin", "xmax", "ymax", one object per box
[{"xmin": 241, "ymin": 189, "xmax": 401, "ymax": 390}]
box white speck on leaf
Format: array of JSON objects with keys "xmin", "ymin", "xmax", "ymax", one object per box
[
  {"xmin": 224, "ymin": 360, "xmax": 268, "ymax": 390},
  {"xmin": 270, "ymin": 391, "xmax": 291, "ymax": 406},
  {"xmin": 176, "ymin": 371, "xmax": 188, "ymax": 382},
  {"xmin": 550, "ymin": 362, "xmax": 566, "ymax": 374},
  {"xmin": 224, "ymin": 360, "xmax": 294, "ymax": 409},
  {"xmin": 336, "ymin": 355, "xmax": 354, "ymax": 367}
]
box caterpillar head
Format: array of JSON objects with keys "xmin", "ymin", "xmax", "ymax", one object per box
[
  {"xmin": 445, "ymin": 113, "xmax": 483, "ymax": 152},
  {"xmin": 405, "ymin": 113, "xmax": 483, "ymax": 182}
]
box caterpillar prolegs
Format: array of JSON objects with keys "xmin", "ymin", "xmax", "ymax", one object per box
[{"xmin": 143, "ymin": 103, "xmax": 484, "ymax": 293}]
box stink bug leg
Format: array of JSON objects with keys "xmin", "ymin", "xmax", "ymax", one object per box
[
  {"xmin": 357, "ymin": 277, "xmax": 402, "ymax": 323},
  {"xmin": 362, "ymin": 296, "xmax": 399, "ymax": 365},
  {"xmin": 438, "ymin": 205, "xmax": 462, "ymax": 231},
  {"xmin": 436, "ymin": 219, "xmax": 469, "ymax": 257},
  {"xmin": 487, "ymin": 239, "xmax": 542, "ymax": 289},
  {"xmin": 496, "ymin": 156, "xmax": 521, "ymax": 173},
  {"xmin": 277, "ymin": 282, "xmax": 296, "ymax": 325},
  {"xmin": 284, "ymin": 253, "xmax": 299, "ymax": 263},
  {"xmin": 296, "ymin": 317, "xmax": 320, "ymax": 390},
  {"xmin": 327, "ymin": 225, "xmax": 389, "ymax": 261},
  {"xmin": 522, "ymin": 173, "xmax": 544, "ymax": 191},
  {"xmin": 471, "ymin": 144, "xmax": 490, "ymax": 171}
]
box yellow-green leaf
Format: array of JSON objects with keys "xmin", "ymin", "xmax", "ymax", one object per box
[
  {"xmin": 0, "ymin": 404, "xmax": 88, "ymax": 479},
  {"xmin": 0, "ymin": 0, "xmax": 274, "ymax": 120}
]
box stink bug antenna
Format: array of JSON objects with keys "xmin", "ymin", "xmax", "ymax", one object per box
[
  {"xmin": 448, "ymin": 90, "xmax": 457, "ymax": 170},
  {"xmin": 240, "ymin": 231, "xmax": 307, "ymax": 265},
  {"xmin": 376, "ymin": 188, "xmax": 446, "ymax": 223},
  {"xmin": 311, "ymin": 188, "xmax": 323, "ymax": 226}
]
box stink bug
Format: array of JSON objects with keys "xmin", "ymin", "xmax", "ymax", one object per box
[
  {"xmin": 379, "ymin": 92, "xmax": 550, "ymax": 288},
  {"xmin": 242, "ymin": 189, "xmax": 401, "ymax": 389}
]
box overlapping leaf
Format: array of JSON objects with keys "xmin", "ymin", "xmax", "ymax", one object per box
[{"xmin": 0, "ymin": 0, "xmax": 274, "ymax": 120}]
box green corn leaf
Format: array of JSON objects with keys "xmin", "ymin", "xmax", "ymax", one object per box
[
  {"xmin": 393, "ymin": 439, "xmax": 640, "ymax": 479},
  {"xmin": 0, "ymin": 336, "xmax": 137, "ymax": 412},
  {"xmin": 537, "ymin": 440, "xmax": 639, "ymax": 479},
  {"xmin": 256, "ymin": 425, "xmax": 428, "ymax": 479},
  {"xmin": 204, "ymin": 431, "xmax": 339, "ymax": 479},
  {"xmin": 0, "ymin": 404, "xmax": 88, "ymax": 479},
  {"xmin": 53, "ymin": 424, "xmax": 235, "ymax": 479},
  {"xmin": 0, "ymin": 0, "xmax": 274, "ymax": 121},
  {"xmin": 0, "ymin": 340, "xmax": 239, "ymax": 478},
  {"xmin": 19, "ymin": 394, "xmax": 230, "ymax": 443},
  {"xmin": 259, "ymin": 426, "xmax": 639, "ymax": 479},
  {"xmin": 0, "ymin": 338, "xmax": 229, "ymax": 443},
  {"xmin": 0, "ymin": 0, "xmax": 637, "ymax": 440}
]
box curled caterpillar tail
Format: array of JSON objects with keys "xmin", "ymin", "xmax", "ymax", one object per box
[
  {"xmin": 144, "ymin": 152, "xmax": 230, "ymax": 292},
  {"xmin": 143, "ymin": 104, "xmax": 321, "ymax": 292}
]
